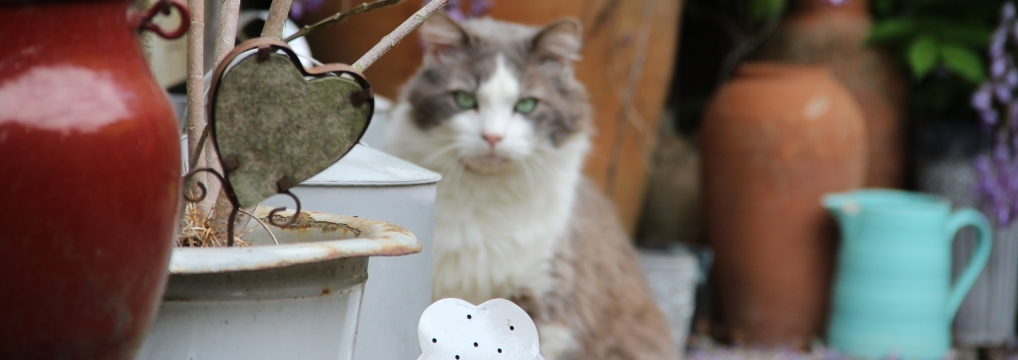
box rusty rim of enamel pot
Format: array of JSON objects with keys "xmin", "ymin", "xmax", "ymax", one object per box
[{"xmin": 168, "ymin": 206, "xmax": 421, "ymax": 274}]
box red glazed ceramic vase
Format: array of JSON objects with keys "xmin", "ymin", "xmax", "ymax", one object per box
[
  {"xmin": 701, "ymin": 63, "xmax": 866, "ymax": 347},
  {"xmin": 0, "ymin": 0, "xmax": 183, "ymax": 358}
]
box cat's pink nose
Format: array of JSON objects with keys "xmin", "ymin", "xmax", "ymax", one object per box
[{"xmin": 482, "ymin": 133, "xmax": 502, "ymax": 149}]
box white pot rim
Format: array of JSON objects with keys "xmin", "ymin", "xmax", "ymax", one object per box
[{"xmin": 169, "ymin": 207, "xmax": 420, "ymax": 275}]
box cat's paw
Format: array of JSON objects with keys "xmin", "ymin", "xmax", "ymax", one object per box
[
  {"xmin": 418, "ymin": 298, "xmax": 544, "ymax": 360},
  {"xmin": 537, "ymin": 324, "xmax": 577, "ymax": 360}
]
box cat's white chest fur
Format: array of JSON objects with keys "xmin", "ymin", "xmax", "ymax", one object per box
[
  {"xmin": 430, "ymin": 160, "xmax": 576, "ymax": 303},
  {"xmin": 386, "ymin": 101, "xmax": 588, "ymax": 304}
]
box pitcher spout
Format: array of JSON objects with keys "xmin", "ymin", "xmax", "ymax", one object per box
[{"xmin": 823, "ymin": 192, "xmax": 861, "ymax": 233}]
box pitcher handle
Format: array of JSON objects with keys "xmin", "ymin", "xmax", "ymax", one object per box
[{"xmin": 945, "ymin": 207, "xmax": 993, "ymax": 319}]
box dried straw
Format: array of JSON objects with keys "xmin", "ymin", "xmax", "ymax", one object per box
[{"xmin": 178, "ymin": 202, "xmax": 252, "ymax": 247}]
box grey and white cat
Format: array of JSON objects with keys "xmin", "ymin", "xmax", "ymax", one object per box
[{"xmin": 385, "ymin": 14, "xmax": 676, "ymax": 360}]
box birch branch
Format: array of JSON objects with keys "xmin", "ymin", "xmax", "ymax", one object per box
[
  {"xmin": 283, "ymin": 0, "xmax": 402, "ymax": 43},
  {"xmin": 137, "ymin": 0, "xmax": 157, "ymax": 69},
  {"xmin": 208, "ymin": 0, "xmax": 244, "ymax": 243},
  {"xmin": 262, "ymin": 0, "xmax": 294, "ymax": 40},
  {"xmin": 185, "ymin": 0, "xmax": 208, "ymax": 211},
  {"xmin": 197, "ymin": 0, "xmax": 240, "ymax": 214},
  {"xmin": 213, "ymin": 0, "xmax": 242, "ymax": 65},
  {"xmin": 351, "ymin": 0, "xmax": 449, "ymax": 72}
]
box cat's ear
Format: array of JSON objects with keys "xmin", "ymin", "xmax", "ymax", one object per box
[
  {"xmin": 420, "ymin": 12, "xmax": 470, "ymax": 54},
  {"xmin": 532, "ymin": 17, "xmax": 583, "ymax": 62}
]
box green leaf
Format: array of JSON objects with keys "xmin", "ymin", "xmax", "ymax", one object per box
[
  {"xmin": 873, "ymin": 0, "xmax": 896, "ymax": 16},
  {"xmin": 940, "ymin": 43, "xmax": 987, "ymax": 83},
  {"xmin": 749, "ymin": 0, "xmax": 787, "ymax": 23},
  {"xmin": 908, "ymin": 36, "xmax": 940, "ymax": 80},
  {"xmin": 867, "ymin": 19, "xmax": 916, "ymax": 44},
  {"xmin": 939, "ymin": 23, "xmax": 993, "ymax": 47}
]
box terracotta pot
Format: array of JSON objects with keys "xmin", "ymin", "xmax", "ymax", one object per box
[
  {"xmin": 0, "ymin": 0, "xmax": 184, "ymax": 358},
  {"xmin": 757, "ymin": 0, "xmax": 907, "ymax": 188},
  {"xmin": 297, "ymin": 0, "xmax": 683, "ymax": 235},
  {"xmin": 700, "ymin": 63, "xmax": 866, "ymax": 347}
]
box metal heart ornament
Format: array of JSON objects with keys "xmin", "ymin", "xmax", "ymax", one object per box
[{"xmin": 208, "ymin": 38, "xmax": 373, "ymax": 208}]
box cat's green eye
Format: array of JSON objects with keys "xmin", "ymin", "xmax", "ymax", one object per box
[
  {"xmin": 514, "ymin": 98, "xmax": 538, "ymax": 114},
  {"xmin": 454, "ymin": 91, "xmax": 477, "ymax": 109}
]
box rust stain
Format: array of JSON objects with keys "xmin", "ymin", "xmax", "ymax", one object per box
[
  {"xmin": 264, "ymin": 212, "xmax": 361, "ymax": 236},
  {"xmin": 321, "ymin": 287, "xmax": 332, "ymax": 295}
]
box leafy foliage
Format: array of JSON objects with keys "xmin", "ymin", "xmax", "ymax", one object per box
[
  {"xmin": 868, "ymin": 0, "xmax": 1003, "ymax": 118},
  {"xmin": 749, "ymin": 0, "xmax": 788, "ymax": 23}
]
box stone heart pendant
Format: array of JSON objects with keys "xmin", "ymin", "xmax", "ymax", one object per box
[
  {"xmin": 207, "ymin": 38, "xmax": 373, "ymax": 209},
  {"xmin": 418, "ymin": 298, "xmax": 544, "ymax": 360}
]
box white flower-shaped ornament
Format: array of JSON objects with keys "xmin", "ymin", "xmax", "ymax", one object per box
[{"xmin": 418, "ymin": 298, "xmax": 544, "ymax": 360}]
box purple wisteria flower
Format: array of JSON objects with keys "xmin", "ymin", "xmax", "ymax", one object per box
[
  {"xmin": 425, "ymin": 0, "xmax": 492, "ymax": 21},
  {"xmin": 290, "ymin": 0, "xmax": 325, "ymax": 19},
  {"xmin": 971, "ymin": 1, "xmax": 1018, "ymax": 226}
]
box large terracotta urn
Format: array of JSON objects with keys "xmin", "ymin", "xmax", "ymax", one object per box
[
  {"xmin": 0, "ymin": 0, "xmax": 185, "ymax": 358},
  {"xmin": 700, "ymin": 63, "xmax": 866, "ymax": 347},
  {"xmin": 297, "ymin": 0, "xmax": 683, "ymax": 234},
  {"xmin": 757, "ymin": 0, "xmax": 907, "ymax": 188}
]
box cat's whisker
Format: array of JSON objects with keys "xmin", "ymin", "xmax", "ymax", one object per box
[
  {"xmin": 421, "ymin": 143, "xmax": 462, "ymax": 166},
  {"xmin": 438, "ymin": 157, "xmax": 460, "ymax": 179},
  {"xmin": 448, "ymin": 160, "xmax": 466, "ymax": 187},
  {"xmin": 515, "ymin": 159, "xmax": 536, "ymax": 195},
  {"xmin": 527, "ymin": 155, "xmax": 555, "ymax": 181}
]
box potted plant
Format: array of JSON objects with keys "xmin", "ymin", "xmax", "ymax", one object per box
[
  {"xmin": 867, "ymin": 0, "xmax": 1015, "ymax": 348},
  {"xmin": 134, "ymin": 0, "xmax": 448, "ymax": 357},
  {"xmin": 137, "ymin": 206, "xmax": 422, "ymax": 359}
]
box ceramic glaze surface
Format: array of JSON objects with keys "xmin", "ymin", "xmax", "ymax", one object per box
[
  {"xmin": 824, "ymin": 190, "xmax": 992, "ymax": 359},
  {"xmin": 419, "ymin": 298, "xmax": 544, "ymax": 360},
  {"xmin": 0, "ymin": 1, "xmax": 182, "ymax": 358},
  {"xmin": 701, "ymin": 63, "xmax": 866, "ymax": 346}
]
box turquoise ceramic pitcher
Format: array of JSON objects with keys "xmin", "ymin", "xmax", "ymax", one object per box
[{"xmin": 823, "ymin": 190, "xmax": 992, "ymax": 360}]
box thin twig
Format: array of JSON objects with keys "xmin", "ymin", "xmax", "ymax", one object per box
[
  {"xmin": 585, "ymin": 0, "xmax": 619, "ymax": 39},
  {"xmin": 351, "ymin": 0, "xmax": 450, "ymax": 72},
  {"xmin": 284, "ymin": 0, "xmax": 403, "ymax": 43},
  {"xmin": 716, "ymin": 10, "xmax": 781, "ymax": 85},
  {"xmin": 605, "ymin": 0, "xmax": 657, "ymax": 195},
  {"xmin": 686, "ymin": 2, "xmax": 745, "ymax": 47},
  {"xmin": 262, "ymin": 0, "xmax": 294, "ymax": 40},
  {"xmin": 238, "ymin": 209, "xmax": 281, "ymax": 245}
]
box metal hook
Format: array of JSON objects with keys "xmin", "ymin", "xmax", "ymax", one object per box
[
  {"xmin": 182, "ymin": 168, "xmax": 226, "ymax": 203},
  {"xmin": 267, "ymin": 190, "xmax": 302, "ymax": 227},
  {"xmin": 182, "ymin": 168, "xmax": 244, "ymax": 247}
]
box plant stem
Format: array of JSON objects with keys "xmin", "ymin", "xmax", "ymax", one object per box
[
  {"xmin": 262, "ymin": 0, "xmax": 294, "ymax": 40},
  {"xmin": 283, "ymin": 0, "xmax": 403, "ymax": 43},
  {"xmin": 351, "ymin": 0, "xmax": 450, "ymax": 72}
]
